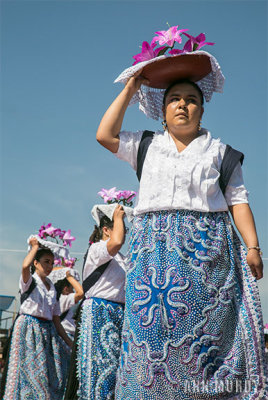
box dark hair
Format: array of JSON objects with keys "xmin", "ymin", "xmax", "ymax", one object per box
[
  {"xmin": 31, "ymin": 248, "xmax": 54, "ymax": 274},
  {"xmin": 163, "ymin": 79, "xmax": 204, "ymax": 106},
  {"xmin": 54, "ymin": 278, "xmax": 71, "ymax": 300},
  {"xmin": 89, "ymin": 215, "xmax": 114, "ymax": 244},
  {"xmin": 82, "ymin": 215, "xmax": 114, "ymax": 276}
]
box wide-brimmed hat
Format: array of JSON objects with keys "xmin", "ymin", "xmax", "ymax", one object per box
[
  {"xmin": 49, "ymin": 267, "xmax": 80, "ymax": 285},
  {"xmin": 91, "ymin": 204, "xmax": 134, "ymax": 227},
  {"xmin": 115, "ymin": 50, "xmax": 224, "ymax": 120},
  {"xmin": 27, "ymin": 234, "xmax": 70, "ymax": 260},
  {"xmin": 115, "ymin": 24, "xmax": 224, "ymax": 120}
]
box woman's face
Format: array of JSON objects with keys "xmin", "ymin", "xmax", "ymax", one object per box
[
  {"xmin": 163, "ymin": 82, "xmax": 204, "ymax": 136},
  {"xmin": 34, "ymin": 253, "xmax": 54, "ymax": 277}
]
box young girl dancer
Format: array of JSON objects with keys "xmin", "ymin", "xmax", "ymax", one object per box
[
  {"xmin": 2, "ymin": 237, "xmax": 72, "ymax": 400},
  {"xmin": 96, "ymin": 45, "xmax": 267, "ymax": 398},
  {"xmin": 65, "ymin": 204, "xmax": 126, "ymax": 400},
  {"xmin": 49, "ymin": 266, "xmax": 83, "ymax": 338}
]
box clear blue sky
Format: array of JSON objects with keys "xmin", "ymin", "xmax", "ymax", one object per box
[{"xmin": 1, "ymin": 1, "xmax": 267, "ymax": 320}]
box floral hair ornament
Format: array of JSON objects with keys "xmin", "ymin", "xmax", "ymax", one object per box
[
  {"xmin": 91, "ymin": 187, "xmax": 136, "ymax": 226},
  {"xmin": 114, "ymin": 23, "xmax": 224, "ymax": 120},
  {"xmin": 27, "ymin": 223, "xmax": 77, "ymax": 268}
]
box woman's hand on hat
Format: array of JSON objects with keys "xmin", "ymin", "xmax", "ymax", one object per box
[
  {"xmin": 113, "ymin": 204, "xmax": 125, "ymax": 221},
  {"xmin": 125, "ymin": 69, "xmax": 149, "ymax": 94},
  {"xmin": 29, "ymin": 237, "xmax": 39, "ymax": 248},
  {"xmin": 246, "ymin": 251, "xmax": 263, "ymax": 280},
  {"xmin": 65, "ymin": 270, "xmax": 71, "ymax": 278}
]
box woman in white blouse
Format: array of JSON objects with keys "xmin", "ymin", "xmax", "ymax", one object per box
[
  {"xmin": 1, "ymin": 237, "xmax": 72, "ymax": 400},
  {"xmin": 68, "ymin": 204, "xmax": 126, "ymax": 400},
  {"xmin": 96, "ymin": 76, "xmax": 266, "ymax": 399}
]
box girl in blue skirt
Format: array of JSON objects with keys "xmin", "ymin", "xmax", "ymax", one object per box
[
  {"xmin": 2, "ymin": 237, "xmax": 72, "ymax": 400},
  {"xmin": 96, "ymin": 49, "xmax": 267, "ymax": 399},
  {"xmin": 69, "ymin": 204, "xmax": 127, "ymax": 400}
]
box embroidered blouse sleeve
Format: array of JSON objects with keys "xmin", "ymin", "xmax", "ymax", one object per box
[
  {"xmin": 83, "ymin": 241, "xmax": 113, "ymax": 279},
  {"xmin": 224, "ymin": 163, "xmax": 249, "ymax": 206},
  {"xmin": 115, "ymin": 130, "xmax": 144, "ymax": 171},
  {"xmin": 19, "ymin": 274, "xmax": 33, "ymax": 294}
]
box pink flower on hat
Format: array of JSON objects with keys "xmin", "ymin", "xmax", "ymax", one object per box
[
  {"xmin": 152, "ymin": 25, "xmax": 189, "ymax": 47},
  {"xmin": 63, "ymin": 257, "xmax": 76, "ymax": 268},
  {"xmin": 62, "ymin": 230, "xmax": 76, "ymax": 247},
  {"xmin": 54, "ymin": 258, "xmax": 62, "ymax": 266},
  {"xmin": 98, "ymin": 187, "xmax": 120, "ymax": 203},
  {"xmin": 132, "ymin": 41, "xmax": 166, "ymax": 66},
  {"xmin": 182, "ymin": 32, "xmax": 215, "ymax": 52}
]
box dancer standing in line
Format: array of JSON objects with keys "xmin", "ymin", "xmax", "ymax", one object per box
[
  {"xmin": 1, "ymin": 237, "xmax": 72, "ymax": 400},
  {"xmin": 65, "ymin": 203, "xmax": 127, "ymax": 400},
  {"xmin": 49, "ymin": 267, "xmax": 83, "ymax": 339},
  {"xmin": 96, "ymin": 26, "xmax": 267, "ymax": 399}
]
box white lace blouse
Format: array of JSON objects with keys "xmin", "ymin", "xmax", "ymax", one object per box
[
  {"xmin": 83, "ymin": 240, "xmax": 126, "ymax": 304},
  {"xmin": 115, "ymin": 129, "xmax": 249, "ymax": 215},
  {"xmin": 19, "ymin": 272, "xmax": 61, "ymax": 320},
  {"xmin": 59, "ymin": 293, "xmax": 76, "ymax": 335}
]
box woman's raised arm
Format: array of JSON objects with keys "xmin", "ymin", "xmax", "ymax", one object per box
[{"xmin": 96, "ymin": 72, "xmax": 148, "ymax": 153}]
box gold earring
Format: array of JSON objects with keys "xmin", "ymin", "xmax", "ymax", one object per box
[
  {"xmin": 198, "ymin": 120, "xmax": 202, "ymax": 131},
  {"xmin": 162, "ymin": 120, "xmax": 167, "ymax": 130}
]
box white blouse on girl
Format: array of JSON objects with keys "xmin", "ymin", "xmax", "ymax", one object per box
[
  {"xmin": 83, "ymin": 240, "xmax": 126, "ymax": 304},
  {"xmin": 115, "ymin": 129, "xmax": 249, "ymax": 215},
  {"xmin": 19, "ymin": 272, "xmax": 60, "ymax": 320},
  {"xmin": 59, "ymin": 293, "xmax": 76, "ymax": 336}
]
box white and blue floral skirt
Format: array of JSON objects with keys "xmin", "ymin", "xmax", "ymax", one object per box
[
  {"xmin": 115, "ymin": 210, "xmax": 267, "ymax": 400},
  {"xmin": 3, "ymin": 314, "xmax": 70, "ymax": 400},
  {"xmin": 77, "ymin": 297, "xmax": 124, "ymax": 400}
]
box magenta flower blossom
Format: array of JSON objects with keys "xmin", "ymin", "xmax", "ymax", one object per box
[
  {"xmin": 43, "ymin": 225, "xmax": 59, "ymax": 238},
  {"xmin": 121, "ymin": 190, "xmax": 136, "ymax": 202},
  {"xmin": 132, "ymin": 41, "xmax": 166, "ymax": 65},
  {"xmin": 58, "ymin": 230, "xmax": 66, "ymax": 240},
  {"xmin": 98, "ymin": 187, "xmax": 119, "ymax": 203},
  {"xmin": 38, "ymin": 223, "xmax": 52, "ymax": 239},
  {"xmin": 54, "ymin": 258, "xmax": 62, "ymax": 266},
  {"xmin": 62, "ymin": 230, "xmax": 75, "ymax": 247},
  {"xmin": 182, "ymin": 32, "xmax": 215, "ymax": 52},
  {"xmin": 152, "ymin": 25, "xmax": 189, "ymax": 47},
  {"xmin": 64, "ymin": 257, "xmax": 76, "ymax": 268}
]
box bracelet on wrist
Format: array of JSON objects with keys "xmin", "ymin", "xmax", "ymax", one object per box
[{"xmin": 247, "ymin": 246, "xmax": 263, "ymax": 256}]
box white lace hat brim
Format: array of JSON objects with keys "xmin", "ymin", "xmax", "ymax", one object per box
[
  {"xmin": 27, "ymin": 234, "xmax": 70, "ymax": 260},
  {"xmin": 91, "ymin": 204, "xmax": 134, "ymax": 226},
  {"xmin": 49, "ymin": 267, "xmax": 80, "ymax": 284},
  {"xmin": 114, "ymin": 50, "xmax": 225, "ymax": 120}
]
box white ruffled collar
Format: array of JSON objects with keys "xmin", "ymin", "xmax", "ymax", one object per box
[
  {"xmin": 161, "ymin": 128, "xmax": 211, "ymax": 154},
  {"xmin": 33, "ymin": 272, "xmax": 55, "ymax": 305}
]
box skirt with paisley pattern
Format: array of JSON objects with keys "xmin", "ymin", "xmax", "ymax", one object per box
[
  {"xmin": 76, "ymin": 297, "xmax": 124, "ymax": 400},
  {"xmin": 3, "ymin": 314, "xmax": 70, "ymax": 400},
  {"xmin": 115, "ymin": 210, "xmax": 267, "ymax": 400}
]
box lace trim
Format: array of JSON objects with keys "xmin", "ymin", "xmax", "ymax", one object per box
[
  {"xmin": 114, "ymin": 51, "xmax": 225, "ymax": 120},
  {"xmin": 27, "ymin": 234, "xmax": 70, "ymax": 259},
  {"xmin": 49, "ymin": 268, "xmax": 80, "ymax": 284}
]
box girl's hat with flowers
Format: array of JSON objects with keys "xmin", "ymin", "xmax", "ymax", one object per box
[
  {"xmin": 27, "ymin": 223, "xmax": 77, "ymax": 267},
  {"xmin": 91, "ymin": 187, "xmax": 136, "ymax": 226},
  {"xmin": 114, "ymin": 24, "xmax": 224, "ymax": 120}
]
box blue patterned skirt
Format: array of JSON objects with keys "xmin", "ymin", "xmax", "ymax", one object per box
[
  {"xmin": 77, "ymin": 297, "xmax": 124, "ymax": 400},
  {"xmin": 3, "ymin": 314, "xmax": 70, "ymax": 400},
  {"xmin": 115, "ymin": 210, "xmax": 267, "ymax": 400}
]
